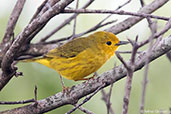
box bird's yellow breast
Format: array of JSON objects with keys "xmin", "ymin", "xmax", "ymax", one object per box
[{"xmin": 47, "ymin": 47, "xmax": 113, "ymax": 81}]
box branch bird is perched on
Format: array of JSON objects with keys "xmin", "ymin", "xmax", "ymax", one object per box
[{"xmin": 25, "ymin": 31, "xmax": 128, "ymax": 86}]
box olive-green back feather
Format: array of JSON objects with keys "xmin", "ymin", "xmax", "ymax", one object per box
[{"xmin": 46, "ymin": 37, "xmax": 94, "ymax": 58}]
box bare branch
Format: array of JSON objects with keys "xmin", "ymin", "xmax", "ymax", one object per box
[
  {"xmin": 2, "ymin": 0, "xmax": 26, "ymax": 43},
  {"xmin": 122, "ymin": 70, "xmax": 133, "ymax": 114},
  {"xmin": 101, "ymin": 84, "xmax": 115, "ymax": 114},
  {"xmin": 0, "ymin": 99, "xmax": 34, "ymax": 105},
  {"xmin": 115, "ymin": 52, "xmax": 130, "ymax": 71},
  {"xmin": 71, "ymin": 0, "xmax": 79, "ymax": 39},
  {"xmin": 63, "ymin": 9, "xmax": 169, "ymax": 21},
  {"xmin": 116, "ymin": 51, "xmax": 142, "ymax": 54}
]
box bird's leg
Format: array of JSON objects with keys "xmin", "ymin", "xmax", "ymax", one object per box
[
  {"xmin": 94, "ymin": 72, "xmax": 98, "ymax": 77},
  {"xmin": 59, "ymin": 75, "xmax": 69, "ymax": 93},
  {"xmin": 59, "ymin": 75, "xmax": 65, "ymax": 88}
]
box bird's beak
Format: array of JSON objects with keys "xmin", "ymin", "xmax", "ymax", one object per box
[{"xmin": 115, "ymin": 41, "xmax": 129, "ymax": 46}]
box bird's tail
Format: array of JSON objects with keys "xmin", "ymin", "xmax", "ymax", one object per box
[{"xmin": 22, "ymin": 57, "xmax": 51, "ymax": 68}]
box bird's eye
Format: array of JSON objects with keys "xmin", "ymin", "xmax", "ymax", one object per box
[{"xmin": 106, "ymin": 41, "xmax": 112, "ymax": 46}]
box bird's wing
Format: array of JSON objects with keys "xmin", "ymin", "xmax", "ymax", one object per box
[{"xmin": 45, "ymin": 38, "xmax": 92, "ymax": 58}]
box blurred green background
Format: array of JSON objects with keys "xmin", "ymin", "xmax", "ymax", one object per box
[{"xmin": 0, "ymin": 0, "xmax": 170, "ymax": 114}]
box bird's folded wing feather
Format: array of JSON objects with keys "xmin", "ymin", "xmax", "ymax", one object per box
[{"xmin": 45, "ymin": 38, "xmax": 93, "ymax": 58}]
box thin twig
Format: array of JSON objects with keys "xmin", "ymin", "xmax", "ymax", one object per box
[
  {"xmin": 77, "ymin": 0, "xmax": 132, "ymax": 40},
  {"xmin": 115, "ymin": 52, "xmax": 130, "ymax": 71},
  {"xmin": 73, "ymin": 105, "xmax": 95, "ymax": 114},
  {"xmin": 63, "ymin": 9, "xmax": 170, "ymax": 21},
  {"xmin": 0, "ymin": 86, "xmax": 38, "ymax": 105},
  {"xmin": 33, "ymin": 85, "xmax": 38, "ymax": 106},
  {"xmin": 139, "ymin": 1, "xmax": 158, "ymax": 113},
  {"xmin": 139, "ymin": 41, "xmax": 153, "ymax": 114},
  {"xmin": 59, "ymin": 75, "xmax": 65, "ymax": 89},
  {"xmin": 29, "ymin": 0, "xmax": 48, "ymax": 23},
  {"xmin": 45, "ymin": 19, "xmax": 117, "ymax": 44},
  {"xmin": 71, "ymin": 0, "xmax": 79, "ymax": 39},
  {"xmin": 116, "ymin": 51, "xmax": 142, "ymax": 54},
  {"xmin": 138, "ymin": 18, "xmax": 171, "ymax": 48},
  {"xmin": 69, "ymin": 20, "xmax": 117, "ymax": 40},
  {"xmin": 0, "ymin": 99, "xmax": 34, "ymax": 105},
  {"xmin": 115, "ymin": 0, "xmax": 132, "ymax": 10},
  {"xmin": 128, "ymin": 37, "xmax": 139, "ymax": 64},
  {"xmin": 66, "ymin": 84, "xmax": 105, "ymax": 114},
  {"xmin": 101, "ymin": 84, "xmax": 115, "ymax": 114},
  {"xmin": 40, "ymin": 0, "xmax": 95, "ymax": 42},
  {"xmin": 34, "ymin": 85, "xmax": 38, "ymax": 101},
  {"xmin": 107, "ymin": 84, "xmax": 114, "ymax": 114}
]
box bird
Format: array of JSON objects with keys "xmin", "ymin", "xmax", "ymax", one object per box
[{"xmin": 24, "ymin": 31, "xmax": 129, "ymax": 88}]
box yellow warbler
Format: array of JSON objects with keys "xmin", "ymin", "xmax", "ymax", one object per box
[{"xmin": 25, "ymin": 31, "xmax": 128, "ymax": 81}]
